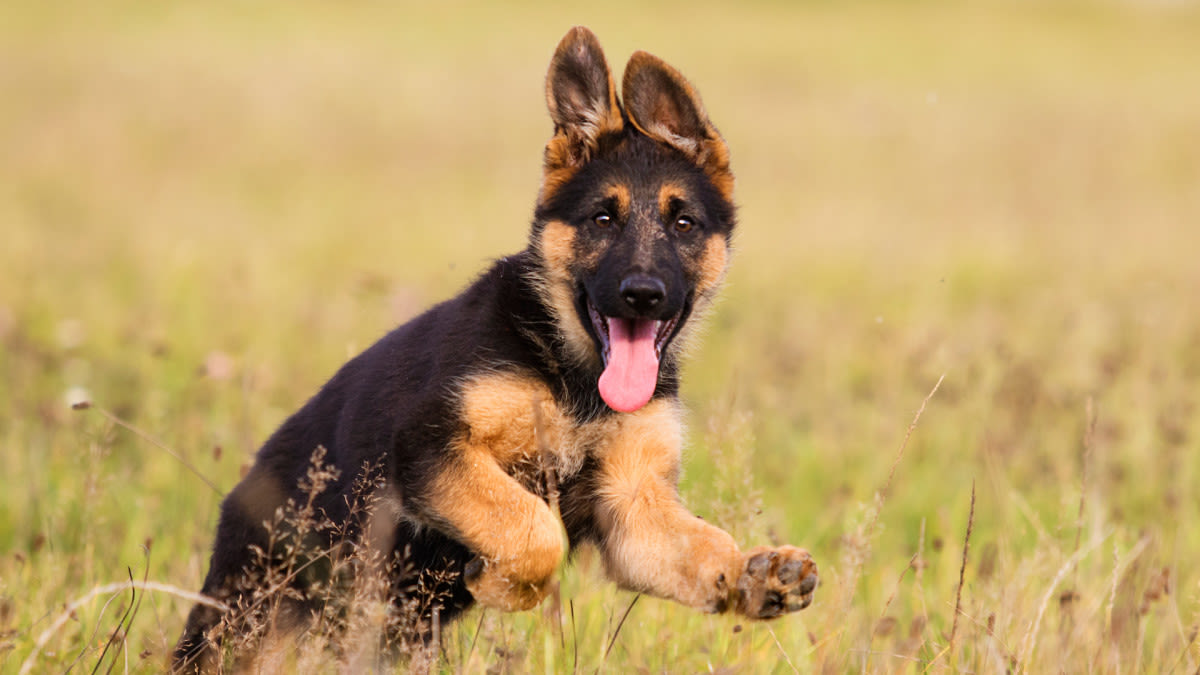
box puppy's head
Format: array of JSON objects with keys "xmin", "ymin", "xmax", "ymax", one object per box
[{"xmin": 531, "ymin": 27, "xmax": 736, "ymax": 414}]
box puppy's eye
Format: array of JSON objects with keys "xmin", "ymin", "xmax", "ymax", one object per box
[
  {"xmin": 592, "ymin": 213, "xmax": 612, "ymax": 228},
  {"xmin": 674, "ymin": 216, "xmax": 695, "ymax": 233}
]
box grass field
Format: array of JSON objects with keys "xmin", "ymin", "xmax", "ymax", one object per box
[{"xmin": 3, "ymin": 0, "xmax": 1200, "ymax": 672}]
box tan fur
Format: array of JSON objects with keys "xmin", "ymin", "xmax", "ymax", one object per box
[
  {"xmin": 444, "ymin": 377, "xmax": 743, "ymax": 612},
  {"xmin": 458, "ymin": 372, "xmax": 575, "ymax": 471},
  {"xmin": 532, "ymin": 220, "xmax": 600, "ymax": 369},
  {"xmin": 694, "ymin": 234, "xmax": 729, "ymax": 298},
  {"xmin": 434, "ymin": 364, "xmax": 817, "ymax": 618},
  {"xmin": 427, "ymin": 444, "xmax": 564, "ymax": 611},
  {"xmin": 426, "ymin": 374, "xmax": 572, "ymax": 610},
  {"xmin": 426, "ymin": 371, "xmax": 603, "ymax": 611},
  {"xmin": 539, "ymin": 161, "xmax": 580, "ymax": 206},
  {"xmin": 591, "ymin": 399, "xmax": 742, "ymax": 610},
  {"xmin": 698, "ymin": 138, "xmax": 735, "ymax": 203}
]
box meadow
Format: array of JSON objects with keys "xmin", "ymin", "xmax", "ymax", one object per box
[{"xmin": 2, "ymin": 0, "xmax": 1199, "ymax": 671}]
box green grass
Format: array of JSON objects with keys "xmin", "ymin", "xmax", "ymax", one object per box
[{"xmin": 3, "ymin": 0, "xmax": 1200, "ymax": 671}]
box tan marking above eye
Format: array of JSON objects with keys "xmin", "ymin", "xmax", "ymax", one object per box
[
  {"xmin": 606, "ymin": 184, "xmax": 632, "ymax": 216},
  {"xmin": 657, "ymin": 183, "xmax": 688, "ymax": 217}
]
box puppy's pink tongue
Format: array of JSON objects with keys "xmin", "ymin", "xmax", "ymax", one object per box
[{"xmin": 597, "ymin": 318, "xmax": 659, "ymax": 413}]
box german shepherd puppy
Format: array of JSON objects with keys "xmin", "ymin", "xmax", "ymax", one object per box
[{"xmin": 174, "ymin": 26, "xmax": 817, "ymax": 671}]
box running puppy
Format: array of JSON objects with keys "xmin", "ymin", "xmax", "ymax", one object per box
[{"xmin": 174, "ymin": 26, "xmax": 817, "ymax": 671}]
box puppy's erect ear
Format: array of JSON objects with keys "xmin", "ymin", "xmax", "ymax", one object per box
[
  {"xmin": 622, "ymin": 51, "xmax": 733, "ymax": 200},
  {"xmin": 544, "ymin": 27, "xmax": 623, "ymax": 176}
]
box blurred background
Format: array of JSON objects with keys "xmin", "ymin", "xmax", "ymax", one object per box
[{"xmin": 2, "ymin": 0, "xmax": 1198, "ymax": 671}]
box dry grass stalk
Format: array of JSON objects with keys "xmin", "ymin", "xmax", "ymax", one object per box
[
  {"xmin": 863, "ymin": 551, "xmax": 920, "ymax": 672},
  {"xmin": 1073, "ymin": 396, "xmax": 1097, "ymax": 557},
  {"xmin": 879, "ymin": 374, "xmax": 946, "ymax": 503},
  {"xmin": 766, "ymin": 624, "xmax": 801, "ymax": 675},
  {"xmin": 19, "ymin": 581, "xmax": 231, "ymax": 675},
  {"xmin": 829, "ymin": 374, "xmax": 944, "ymax": 666},
  {"xmin": 1017, "ymin": 534, "xmax": 1110, "ymax": 673},
  {"xmin": 947, "ymin": 480, "xmax": 976, "ymax": 663},
  {"xmin": 74, "ymin": 400, "xmax": 223, "ymax": 496},
  {"xmin": 602, "ymin": 593, "xmax": 641, "ymax": 662},
  {"xmin": 170, "ymin": 447, "xmax": 461, "ymax": 671}
]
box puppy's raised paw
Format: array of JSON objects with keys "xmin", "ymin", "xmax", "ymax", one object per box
[{"xmin": 735, "ymin": 545, "xmax": 818, "ymax": 619}]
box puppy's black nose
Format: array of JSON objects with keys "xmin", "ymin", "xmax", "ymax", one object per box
[{"xmin": 620, "ymin": 275, "xmax": 666, "ymax": 313}]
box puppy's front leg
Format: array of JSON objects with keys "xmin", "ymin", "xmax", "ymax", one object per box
[
  {"xmin": 426, "ymin": 443, "xmax": 565, "ymax": 611},
  {"xmin": 594, "ymin": 400, "xmax": 818, "ymax": 617}
]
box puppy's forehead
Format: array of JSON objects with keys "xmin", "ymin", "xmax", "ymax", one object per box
[{"xmin": 590, "ymin": 154, "xmax": 708, "ymax": 205}]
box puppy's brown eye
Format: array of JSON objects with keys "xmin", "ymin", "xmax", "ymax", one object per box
[
  {"xmin": 674, "ymin": 216, "xmax": 695, "ymax": 233},
  {"xmin": 593, "ymin": 213, "xmax": 612, "ymax": 228}
]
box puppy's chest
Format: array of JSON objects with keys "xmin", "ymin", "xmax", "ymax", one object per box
[{"xmin": 458, "ymin": 372, "xmax": 621, "ymax": 483}]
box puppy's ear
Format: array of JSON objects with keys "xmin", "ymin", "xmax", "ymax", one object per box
[
  {"xmin": 622, "ymin": 51, "xmax": 733, "ymax": 199},
  {"xmin": 544, "ymin": 27, "xmax": 623, "ymax": 173}
]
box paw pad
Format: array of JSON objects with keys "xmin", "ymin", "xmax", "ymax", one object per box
[{"xmin": 736, "ymin": 546, "xmax": 818, "ymax": 619}]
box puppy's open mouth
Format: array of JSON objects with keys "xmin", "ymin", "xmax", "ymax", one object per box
[{"xmin": 586, "ymin": 298, "xmax": 680, "ymax": 413}]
